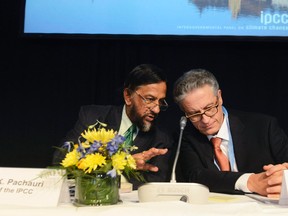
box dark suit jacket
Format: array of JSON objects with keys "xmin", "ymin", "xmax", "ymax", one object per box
[
  {"xmin": 53, "ymin": 105, "xmax": 175, "ymax": 189},
  {"xmin": 177, "ymin": 109, "xmax": 288, "ymax": 194}
]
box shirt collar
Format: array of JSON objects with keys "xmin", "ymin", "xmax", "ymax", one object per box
[{"xmin": 118, "ymin": 105, "xmax": 132, "ymax": 135}]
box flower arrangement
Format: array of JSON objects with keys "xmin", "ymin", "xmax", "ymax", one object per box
[{"xmin": 59, "ymin": 121, "xmax": 143, "ymax": 181}]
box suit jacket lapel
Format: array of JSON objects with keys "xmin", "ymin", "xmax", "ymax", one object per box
[
  {"xmin": 228, "ymin": 114, "xmax": 246, "ymax": 170},
  {"xmin": 187, "ymin": 124, "xmax": 219, "ymax": 170},
  {"xmin": 133, "ymin": 130, "xmax": 155, "ymax": 153}
]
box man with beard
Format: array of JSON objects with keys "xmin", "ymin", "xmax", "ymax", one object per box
[{"xmin": 52, "ymin": 64, "xmax": 174, "ymax": 189}]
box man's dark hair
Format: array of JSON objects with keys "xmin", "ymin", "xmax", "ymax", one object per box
[{"xmin": 124, "ymin": 64, "xmax": 167, "ymax": 91}]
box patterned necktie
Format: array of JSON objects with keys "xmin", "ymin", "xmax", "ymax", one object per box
[
  {"xmin": 124, "ymin": 125, "xmax": 136, "ymax": 147},
  {"xmin": 211, "ymin": 137, "xmax": 230, "ymax": 171}
]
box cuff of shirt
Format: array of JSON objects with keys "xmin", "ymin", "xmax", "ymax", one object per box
[{"xmin": 235, "ymin": 173, "xmax": 253, "ymax": 193}]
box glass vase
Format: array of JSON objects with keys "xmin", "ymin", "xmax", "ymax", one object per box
[{"xmin": 74, "ymin": 172, "xmax": 119, "ymax": 206}]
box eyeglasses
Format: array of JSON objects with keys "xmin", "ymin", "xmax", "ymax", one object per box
[
  {"xmin": 134, "ymin": 91, "xmax": 168, "ymax": 111},
  {"xmin": 185, "ymin": 98, "xmax": 219, "ymax": 122}
]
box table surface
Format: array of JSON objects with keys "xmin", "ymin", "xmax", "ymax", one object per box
[{"xmin": 0, "ymin": 191, "xmax": 287, "ymax": 216}]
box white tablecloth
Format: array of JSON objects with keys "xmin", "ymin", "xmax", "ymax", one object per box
[{"xmin": 0, "ymin": 191, "xmax": 287, "ymax": 216}]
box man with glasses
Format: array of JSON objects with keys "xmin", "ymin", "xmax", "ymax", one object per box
[
  {"xmin": 173, "ymin": 68, "xmax": 288, "ymax": 198},
  {"xmin": 53, "ymin": 64, "xmax": 174, "ymax": 190}
]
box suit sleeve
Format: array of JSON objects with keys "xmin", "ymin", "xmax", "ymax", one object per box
[
  {"xmin": 267, "ymin": 117, "xmax": 288, "ymax": 163},
  {"xmin": 143, "ymin": 130, "xmax": 174, "ymax": 183},
  {"xmin": 127, "ymin": 128, "xmax": 175, "ymax": 190}
]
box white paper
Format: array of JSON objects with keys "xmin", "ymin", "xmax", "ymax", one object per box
[
  {"xmin": 245, "ymin": 193, "xmax": 279, "ymax": 204},
  {"xmin": 0, "ymin": 167, "xmax": 67, "ymax": 207},
  {"xmin": 279, "ymin": 169, "xmax": 288, "ymax": 205}
]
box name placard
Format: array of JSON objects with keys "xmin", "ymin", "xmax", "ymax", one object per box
[
  {"xmin": 0, "ymin": 167, "xmax": 69, "ymax": 207},
  {"xmin": 279, "ymin": 169, "xmax": 288, "ymax": 205}
]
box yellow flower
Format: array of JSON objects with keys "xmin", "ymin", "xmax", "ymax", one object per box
[
  {"xmin": 77, "ymin": 153, "xmax": 106, "ymax": 173},
  {"xmin": 111, "ymin": 152, "xmax": 127, "ymax": 174},
  {"xmin": 81, "ymin": 141, "xmax": 90, "ymax": 149},
  {"xmin": 58, "ymin": 124, "xmax": 143, "ymax": 182},
  {"xmin": 126, "ymin": 154, "xmax": 137, "ymax": 169},
  {"xmin": 61, "ymin": 147, "xmax": 80, "ymax": 167},
  {"xmin": 81, "ymin": 128, "xmax": 116, "ymax": 144}
]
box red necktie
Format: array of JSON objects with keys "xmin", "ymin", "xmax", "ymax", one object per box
[{"xmin": 211, "ymin": 137, "xmax": 230, "ymax": 171}]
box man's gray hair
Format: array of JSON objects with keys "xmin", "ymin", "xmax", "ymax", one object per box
[{"xmin": 173, "ymin": 69, "xmax": 219, "ymax": 104}]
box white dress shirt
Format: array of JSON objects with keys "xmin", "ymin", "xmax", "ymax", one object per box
[{"xmin": 208, "ymin": 106, "xmax": 252, "ymax": 193}]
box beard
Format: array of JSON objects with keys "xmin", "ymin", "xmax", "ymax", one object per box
[{"xmin": 129, "ymin": 106, "xmax": 157, "ymax": 132}]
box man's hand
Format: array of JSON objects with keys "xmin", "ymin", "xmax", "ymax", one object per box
[
  {"xmin": 247, "ymin": 172, "xmax": 270, "ymax": 196},
  {"xmin": 263, "ymin": 163, "xmax": 287, "ymax": 198},
  {"xmin": 248, "ymin": 163, "xmax": 287, "ymax": 198},
  {"xmin": 132, "ymin": 147, "xmax": 168, "ymax": 172}
]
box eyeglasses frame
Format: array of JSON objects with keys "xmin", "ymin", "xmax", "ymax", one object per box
[
  {"xmin": 134, "ymin": 90, "xmax": 168, "ymax": 111},
  {"xmin": 185, "ymin": 97, "xmax": 219, "ymax": 122}
]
